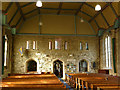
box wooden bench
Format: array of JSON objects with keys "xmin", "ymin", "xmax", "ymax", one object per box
[
  {"xmin": 71, "ymin": 73, "xmax": 109, "ymax": 88},
  {"xmin": 80, "ymin": 76, "xmax": 119, "ymax": 90},
  {"xmin": 97, "ymin": 85, "xmax": 120, "ymax": 90},
  {"xmin": 66, "ymin": 73, "xmax": 120, "ymax": 90},
  {"xmin": 1, "ymin": 74, "xmax": 67, "ymax": 90}
]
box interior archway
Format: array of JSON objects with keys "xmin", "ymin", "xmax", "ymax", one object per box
[
  {"xmin": 27, "ymin": 60, "xmax": 37, "ymax": 72},
  {"xmin": 79, "ymin": 60, "xmax": 88, "ymax": 72},
  {"xmin": 53, "ymin": 60, "xmax": 63, "ymax": 78}
]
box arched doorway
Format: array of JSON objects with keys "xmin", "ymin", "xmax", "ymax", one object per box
[
  {"xmin": 27, "ymin": 60, "xmax": 37, "ymax": 72},
  {"xmin": 79, "ymin": 60, "xmax": 88, "ymax": 72},
  {"xmin": 53, "ymin": 60, "xmax": 63, "ymax": 78}
]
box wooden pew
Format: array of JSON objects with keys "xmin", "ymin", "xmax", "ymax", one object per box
[
  {"xmin": 8, "ymin": 73, "xmax": 53, "ymax": 76},
  {"xmin": 80, "ymin": 76, "xmax": 119, "ymax": 90},
  {"xmin": 97, "ymin": 85, "xmax": 120, "ymax": 90},
  {"xmin": 66, "ymin": 73, "xmax": 120, "ymax": 90},
  {"xmin": 65, "ymin": 73, "xmax": 88, "ymax": 87},
  {"xmin": 1, "ymin": 74, "xmax": 67, "ymax": 90},
  {"xmin": 77, "ymin": 77, "xmax": 106, "ymax": 89},
  {"xmin": 70, "ymin": 73, "xmax": 108, "ymax": 88},
  {"xmin": 86, "ymin": 81, "xmax": 120, "ymax": 90}
]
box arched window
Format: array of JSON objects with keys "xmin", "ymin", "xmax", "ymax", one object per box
[
  {"xmin": 80, "ymin": 42, "xmax": 83, "ymax": 50},
  {"xmin": 55, "ymin": 39, "xmax": 61, "ymax": 50},
  {"xmin": 49, "ymin": 41, "xmax": 52, "ymax": 50},
  {"xmin": 79, "ymin": 60, "xmax": 88, "ymax": 72},
  {"xmin": 105, "ymin": 35, "xmax": 111, "ymax": 69},
  {"xmin": 4, "ymin": 35, "xmax": 8, "ymax": 66},
  {"xmin": 26, "ymin": 41, "xmax": 29, "ymax": 49}
]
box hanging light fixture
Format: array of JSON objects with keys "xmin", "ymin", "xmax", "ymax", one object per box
[
  {"xmin": 95, "ymin": 4, "xmax": 101, "ymax": 11},
  {"xmin": 36, "ymin": 0, "xmax": 42, "ymax": 7},
  {"xmin": 81, "ymin": 18, "xmax": 84, "ymax": 22}
]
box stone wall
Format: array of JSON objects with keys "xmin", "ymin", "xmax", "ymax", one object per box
[
  {"xmin": 13, "ymin": 35, "xmax": 99, "ymax": 78},
  {"xmin": 100, "ymin": 29, "xmax": 120, "ymax": 76}
]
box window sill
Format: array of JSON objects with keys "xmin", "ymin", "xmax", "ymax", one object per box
[{"xmin": 102, "ymin": 67, "xmax": 112, "ymax": 70}]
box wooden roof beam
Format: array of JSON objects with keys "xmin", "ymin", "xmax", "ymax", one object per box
[
  {"xmin": 84, "ymin": 2, "xmax": 94, "ymax": 9},
  {"xmin": 80, "ymin": 10, "xmax": 92, "ymax": 17},
  {"xmin": 24, "ymin": 8, "xmax": 38, "ymax": 15},
  {"xmin": 37, "ymin": 7, "xmax": 41, "ymax": 14},
  {"xmin": 24, "ymin": 7, "xmax": 92, "ymax": 19},
  {"xmin": 21, "ymin": 2, "xmax": 34, "ymax": 8},
  {"xmin": 94, "ymin": 20, "xmax": 100, "ymax": 29},
  {"xmin": 75, "ymin": 2, "xmax": 84, "ymax": 15},
  {"xmin": 15, "ymin": 2, "xmax": 25, "ymax": 21},
  {"xmin": 15, "ymin": 16, "xmax": 22, "ymax": 27},
  {"xmin": 108, "ymin": 3, "xmax": 118, "ymax": 18},
  {"xmin": 5, "ymin": 2, "xmax": 13, "ymax": 13},
  {"xmin": 8, "ymin": 8, "xmax": 19, "ymax": 25},
  {"xmin": 101, "ymin": 12, "xmax": 109, "ymax": 27},
  {"xmin": 57, "ymin": 2, "xmax": 63, "ymax": 15},
  {"xmin": 89, "ymin": 2, "xmax": 112, "ymax": 23}
]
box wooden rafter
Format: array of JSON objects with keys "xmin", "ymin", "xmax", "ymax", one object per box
[
  {"xmin": 24, "ymin": 8, "xmax": 38, "ymax": 15},
  {"xmin": 108, "ymin": 3, "xmax": 118, "ymax": 18},
  {"xmin": 15, "ymin": 16, "xmax": 22, "ymax": 27},
  {"xmin": 84, "ymin": 2, "xmax": 94, "ymax": 9},
  {"xmin": 37, "ymin": 7, "xmax": 40, "ymax": 14},
  {"xmin": 101, "ymin": 12, "xmax": 109, "ymax": 27},
  {"xmin": 94, "ymin": 20, "xmax": 100, "ymax": 28},
  {"xmin": 15, "ymin": 2, "xmax": 25, "ymax": 21},
  {"xmin": 89, "ymin": 2, "xmax": 112, "ymax": 23},
  {"xmin": 57, "ymin": 2, "xmax": 63, "ymax": 15},
  {"xmin": 21, "ymin": 2, "xmax": 34, "ymax": 8},
  {"xmin": 75, "ymin": 2, "xmax": 84, "ymax": 15},
  {"xmin": 80, "ymin": 11, "xmax": 92, "ymax": 17},
  {"xmin": 8, "ymin": 8, "xmax": 19, "ymax": 25},
  {"xmin": 24, "ymin": 7, "xmax": 92, "ymax": 18},
  {"xmin": 5, "ymin": 2, "xmax": 13, "ymax": 13}
]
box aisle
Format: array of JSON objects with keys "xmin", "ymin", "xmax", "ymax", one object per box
[{"xmin": 59, "ymin": 78, "xmax": 73, "ymax": 90}]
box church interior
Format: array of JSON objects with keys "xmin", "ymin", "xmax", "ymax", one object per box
[{"xmin": 0, "ymin": 1, "xmax": 120, "ymax": 90}]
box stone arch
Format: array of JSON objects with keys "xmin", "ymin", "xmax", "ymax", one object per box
[
  {"xmin": 25, "ymin": 58, "xmax": 39, "ymax": 73},
  {"xmin": 52, "ymin": 59, "xmax": 65, "ymax": 79},
  {"xmin": 78, "ymin": 59, "xmax": 89, "ymax": 72}
]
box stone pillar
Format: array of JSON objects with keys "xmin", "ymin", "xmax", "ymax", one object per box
[{"xmin": 110, "ymin": 30, "xmax": 116, "ymax": 75}]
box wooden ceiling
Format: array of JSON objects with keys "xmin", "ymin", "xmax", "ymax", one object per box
[{"xmin": 2, "ymin": 2, "xmax": 119, "ymax": 32}]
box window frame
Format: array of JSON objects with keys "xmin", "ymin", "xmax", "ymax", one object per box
[
  {"xmin": 26, "ymin": 41, "xmax": 29, "ymax": 49},
  {"xmin": 105, "ymin": 35, "xmax": 111, "ymax": 69},
  {"xmin": 4, "ymin": 35, "xmax": 8, "ymax": 67}
]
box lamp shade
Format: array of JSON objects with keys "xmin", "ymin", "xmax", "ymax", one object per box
[
  {"xmin": 36, "ymin": 0, "xmax": 42, "ymax": 7},
  {"xmin": 95, "ymin": 4, "xmax": 101, "ymax": 11}
]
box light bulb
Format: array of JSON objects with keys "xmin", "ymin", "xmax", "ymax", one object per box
[
  {"xmin": 95, "ymin": 4, "xmax": 101, "ymax": 11},
  {"xmin": 81, "ymin": 18, "xmax": 84, "ymax": 22},
  {"xmin": 39, "ymin": 22, "xmax": 43, "ymax": 26},
  {"xmin": 36, "ymin": 0, "xmax": 42, "ymax": 7}
]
